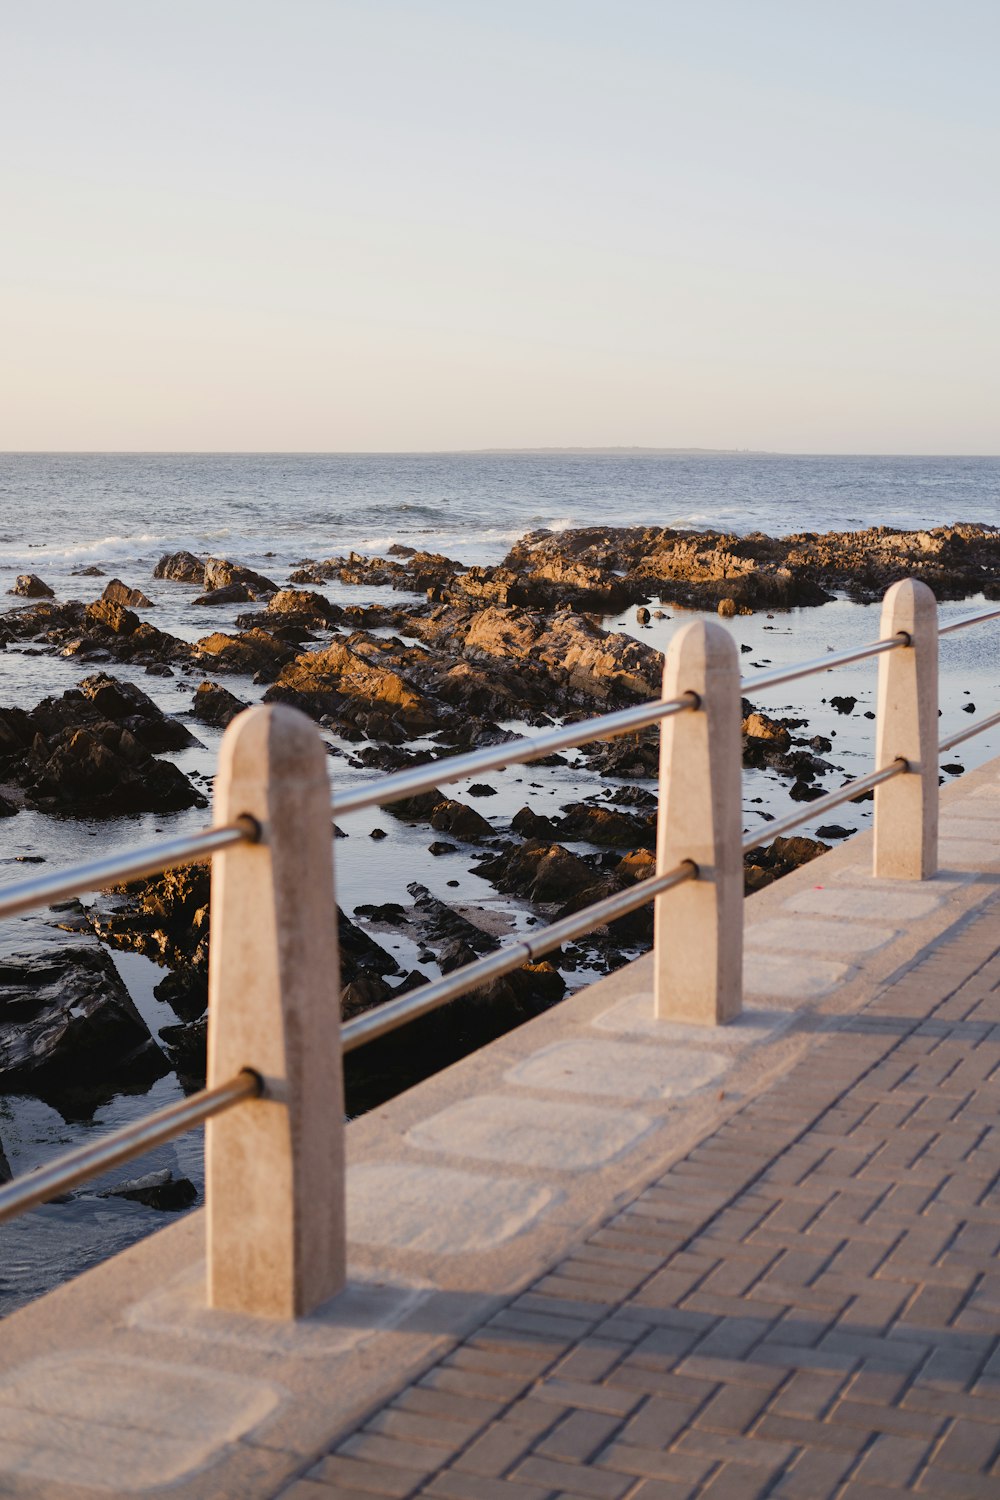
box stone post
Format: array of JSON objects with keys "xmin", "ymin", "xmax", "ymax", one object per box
[
  {"xmin": 206, "ymin": 704, "xmax": 346, "ymax": 1318},
  {"xmin": 874, "ymin": 578, "xmax": 939, "ymax": 880},
  {"xmin": 655, "ymin": 620, "xmax": 743, "ymax": 1024}
]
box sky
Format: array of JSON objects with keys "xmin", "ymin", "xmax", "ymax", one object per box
[{"xmin": 1, "ymin": 1, "xmax": 998, "ymax": 453}]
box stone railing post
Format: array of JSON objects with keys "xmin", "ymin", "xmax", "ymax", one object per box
[
  {"xmin": 655, "ymin": 619, "xmax": 743, "ymax": 1025},
  {"xmin": 205, "ymin": 704, "xmax": 345, "ymax": 1318},
  {"xmin": 874, "ymin": 578, "xmax": 939, "ymax": 880}
]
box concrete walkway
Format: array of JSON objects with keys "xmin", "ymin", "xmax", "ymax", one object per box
[
  {"xmin": 0, "ymin": 760, "xmax": 998, "ymax": 1498},
  {"xmin": 291, "ymin": 894, "xmax": 1000, "ymax": 1500}
]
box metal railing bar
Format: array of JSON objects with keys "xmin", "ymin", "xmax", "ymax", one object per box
[
  {"xmin": 741, "ymin": 759, "xmax": 908, "ymax": 855},
  {"xmin": 0, "ymin": 1071, "xmax": 260, "ymax": 1226},
  {"xmin": 342, "ymin": 860, "xmax": 696, "ymax": 1052},
  {"xmin": 0, "ymin": 821, "xmax": 257, "ymax": 923},
  {"xmin": 740, "ymin": 635, "xmax": 907, "ymax": 696},
  {"xmin": 330, "ymin": 694, "xmax": 699, "ymax": 818},
  {"xmin": 939, "ymin": 709, "xmax": 1000, "ymax": 754},
  {"xmin": 938, "ymin": 605, "xmax": 1000, "ymax": 636}
]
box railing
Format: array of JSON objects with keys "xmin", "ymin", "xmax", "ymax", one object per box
[{"xmin": 0, "ymin": 579, "xmax": 998, "ymax": 1318}]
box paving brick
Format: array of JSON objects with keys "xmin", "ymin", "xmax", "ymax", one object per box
[
  {"xmin": 852, "ymin": 1433, "xmax": 932, "ymax": 1487},
  {"xmin": 424, "ymin": 1472, "xmax": 554, "ymax": 1500},
  {"xmin": 337, "ymin": 1434, "xmax": 442, "ymax": 1478},
  {"xmin": 511, "ymin": 1454, "xmax": 633, "ymax": 1498},
  {"xmin": 620, "ymin": 1396, "xmax": 699, "ymax": 1449},
  {"xmin": 931, "ymin": 1417, "xmax": 1000, "ymax": 1472},
  {"xmin": 534, "ymin": 1410, "xmax": 623, "ymax": 1464},
  {"xmin": 306, "ymin": 1455, "xmax": 432, "ymax": 1496}
]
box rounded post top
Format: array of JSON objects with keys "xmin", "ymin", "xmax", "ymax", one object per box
[
  {"xmin": 216, "ymin": 703, "xmax": 330, "ymax": 788},
  {"xmin": 881, "ymin": 577, "xmax": 938, "ymax": 635},
  {"xmin": 665, "ymin": 617, "xmax": 741, "ymax": 674}
]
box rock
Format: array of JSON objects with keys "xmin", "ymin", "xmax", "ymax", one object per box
[
  {"xmin": 84, "ymin": 599, "xmax": 140, "ymax": 635},
  {"xmin": 72, "ymin": 565, "xmax": 105, "ymax": 578},
  {"xmin": 511, "ymin": 806, "xmax": 558, "ymax": 840},
  {"xmin": 101, "ymin": 579, "xmax": 153, "ymax": 608},
  {"xmin": 195, "ymin": 628, "xmax": 295, "ymax": 681},
  {"xmin": 963, "ymin": 702, "xmax": 976, "ymax": 713},
  {"xmin": 77, "ymin": 673, "xmax": 199, "ymax": 751},
  {"xmin": 428, "ymin": 841, "xmax": 457, "ymax": 855},
  {"xmin": 636, "ymin": 606, "xmax": 651, "ymax": 624},
  {"xmin": 191, "ymin": 680, "xmax": 247, "ymax": 727},
  {"xmin": 192, "ymin": 583, "xmax": 256, "ymax": 606},
  {"xmin": 717, "ymin": 597, "xmax": 736, "ymax": 617},
  {"xmin": 743, "ymin": 834, "xmax": 830, "ymax": 894},
  {"xmin": 742, "ymin": 709, "xmax": 791, "ymax": 749},
  {"xmin": 10, "ymin": 574, "xmax": 55, "ymax": 598},
  {"xmin": 468, "ymin": 783, "xmax": 497, "ymax": 797},
  {"xmin": 0, "ymin": 791, "xmax": 17, "ymax": 817},
  {"xmin": 476, "ymin": 840, "xmax": 608, "ymax": 903},
  {"xmin": 554, "ymin": 801, "xmax": 656, "ymax": 850},
  {"xmin": 153, "ymin": 550, "xmax": 205, "ymax": 582},
  {"xmin": 829, "ymin": 695, "xmax": 857, "ymax": 714},
  {"xmin": 429, "ymin": 798, "xmax": 494, "ymax": 842},
  {"xmin": 815, "ymin": 824, "xmax": 852, "ymax": 839},
  {"xmin": 0, "ymin": 687, "xmax": 206, "ymax": 816},
  {"xmin": 789, "ymin": 780, "xmax": 826, "ymax": 802},
  {"xmin": 941, "ymin": 762, "xmax": 964, "ymax": 776},
  {"xmin": 203, "ymin": 557, "xmax": 278, "ymax": 596},
  {"xmin": 96, "ymin": 1168, "xmax": 197, "ymax": 1210},
  {"xmin": 341, "ymin": 973, "xmax": 393, "ymax": 1019},
  {"xmin": 0, "ymin": 943, "xmax": 168, "ymax": 1111}
]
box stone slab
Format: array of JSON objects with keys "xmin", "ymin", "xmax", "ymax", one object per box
[
  {"xmin": 783, "ymin": 884, "xmax": 946, "ymax": 921},
  {"xmin": 0, "ymin": 1354, "xmax": 281, "ymax": 1492},
  {"xmin": 406, "ymin": 1094, "xmax": 654, "ymax": 1168},
  {"xmin": 347, "ymin": 1162, "xmax": 556, "ymax": 1253},
  {"xmin": 744, "ymin": 915, "xmax": 898, "ymax": 958},
  {"xmin": 505, "ymin": 1038, "xmax": 728, "ymax": 1101},
  {"xmin": 591, "ymin": 991, "xmax": 794, "ymax": 1049},
  {"xmin": 744, "ymin": 950, "xmax": 854, "ymax": 1001}
]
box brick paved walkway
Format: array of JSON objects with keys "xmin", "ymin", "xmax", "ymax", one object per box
[{"xmin": 284, "ymin": 897, "xmax": 1000, "ymax": 1500}]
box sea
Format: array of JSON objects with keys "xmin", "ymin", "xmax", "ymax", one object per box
[{"xmin": 0, "ymin": 450, "xmax": 998, "ymax": 1314}]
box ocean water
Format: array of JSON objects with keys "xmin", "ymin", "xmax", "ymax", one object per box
[{"xmin": 0, "ymin": 451, "xmax": 998, "ymax": 1314}]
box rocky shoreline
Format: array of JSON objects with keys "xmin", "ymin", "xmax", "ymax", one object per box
[{"xmin": 1, "ymin": 520, "xmax": 997, "ymax": 1135}]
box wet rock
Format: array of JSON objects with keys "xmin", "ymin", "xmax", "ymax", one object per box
[
  {"xmin": 72, "ymin": 565, "xmax": 105, "ymax": 578},
  {"xmin": 191, "ymin": 680, "xmax": 247, "ymax": 728},
  {"xmin": 195, "ymin": 628, "xmax": 295, "ymax": 681},
  {"xmin": 0, "ymin": 686, "xmax": 205, "ymax": 816},
  {"xmin": 153, "ymin": 550, "xmax": 205, "ymax": 582},
  {"xmin": 554, "ymin": 801, "xmax": 656, "ymax": 850},
  {"xmin": 511, "ymin": 806, "xmax": 558, "ymax": 840},
  {"xmin": 10, "ymin": 574, "xmax": 55, "ymax": 599},
  {"xmin": 0, "ymin": 944, "xmax": 168, "ymax": 1110},
  {"xmin": 96, "ymin": 1168, "xmax": 197, "ymax": 1210},
  {"xmin": 476, "ymin": 840, "xmax": 605, "ymax": 903},
  {"xmin": 428, "ymin": 841, "xmax": 457, "ymax": 855},
  {"xmin": 78, "ymin": 673, "xmax": 199, "ymax": 751},
  {"xmin": 84, "ymin": 599, "xmax": 140, "ymax": 635},
  {"xmin": 101, "ymin": 579, "xmax": 153, "ymax": 609},
  {"xmin": 0, "ymin": 792, "xmax": 17, "ymax": 817},
  {"xmin": 789, "ymin": 780, "xmax": 826, "ymax": 802},
  {"xmin": 829, "ymin": 695, "xmax": 857, "ymax": 714},
  {"xmin": 636, "ymin": 606, "xmax": 651, "ymax": 624},
  {"xmin": 468, "ymin": 783, "xmax": 497, "ymax": 797},
  {"xmin": 815, "ymin": 823, "xmax": 852, "ymax": 839},
  {"xmin": 743, "ymin": 834, "xmax": 831, "ymax": 894},
  {"xmin": 406, "ymin": 883, "xmax": 493, "ymax": 956},
  {"xmin": 192, "ymin": 583, "xmax": 256, "ymax": 606},
  {"xmin": 429, "ymin": 798, "xmax": 494, "ymax": 842},
  {"xmin": 202, "ymin": 557, "xmax": 278, "ymax": 596}
]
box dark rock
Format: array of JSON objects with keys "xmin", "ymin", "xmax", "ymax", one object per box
[
  {"xmin": 789, "ymin": 780, "xmax": 827, "ymax": 802},
  {"xmin": 636, "ymin": 606, "xmax": 651, "ymax": 624},
  {"xmin": 814, "ymin": 824, "xmax": 853, "ymax": 839},
  {"xmin": 192, "ymin": 583, "xmax": 256, "ymax": 606},
  {"xmin": 962, "ymin": 702, "xmax": 976, "ymax": 713},
  {"xmin": 191, "ymin": 680, "xmax": 247, "ymax": 728},
  {"xmin": 743, "ymin": 834, "xmax": 831, "ymax": 894},
  {"xmin": 941, "ymin": 762, "xmax": 965, "ymax": 776},
  {"xmin": 101, "ymin": 579, "xmax": 153, "ymax": 608},
  {"xmin": 0, "ymin": 944, "xmax": 168, "ymax": 1110},
  {"xmin": 467, "ymin": 783, "xmax": 497, "ymax": 797},
  {"xmin": 153, "ymin": 550, "xmax": 205, "ymax": 582},
  {"xmin": 428, "ymin": 842, "xmax": 457, "ymax": 855},
  {"xmin": 195, "ymin": 628, "xmax": 295, "ymax": 681},
  {"xmin": 0, "ymin": 792, "xmax": 17, "ymax": 817},
  {"xmin": 429, "ymin": 798, "xmax": 494, "ymax": 842},
  {"xmin": 476, "ymin": 840, "xmax": 606, "ymax": 903},
  {"xmin": 97, "ymin": 1168, "xmax": 197, "ymax": 1210},
  {"xmin": 554, "ymin": 801, "xmax": 656, "ymax": 850},
  {"xmin": 203, "ymin": 557, "xmax": 278, "ymax": 596},
  {"xmin": 511, "ymin": 806, "xmax": 558, "ymax": 840},
  {"xmin": 10, "ymin": 574, "xmax": 55, "ymax": 598},
  {"xmin": 829, "ymin": 695, "xmax": 857, "ymax": 714}
]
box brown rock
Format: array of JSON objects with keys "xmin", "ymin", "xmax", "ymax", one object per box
[{"xmin": 10, "ymin": 574, "xmax": 55, "ymax": 599}]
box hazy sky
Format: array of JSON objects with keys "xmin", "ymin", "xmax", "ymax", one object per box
[{"xmin": 2, "ymin": 1, "xmax": 997, "ymax": 452}]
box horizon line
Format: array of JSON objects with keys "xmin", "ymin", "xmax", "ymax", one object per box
[{"xmin": 1, "ymin": 447, "xmax": 999, "ymax": 459}]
